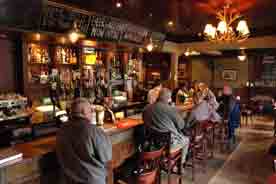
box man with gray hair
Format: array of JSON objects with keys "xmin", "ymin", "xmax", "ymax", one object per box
[
  {"xmin": 143, "ymin": 88, "xmax": 190, "ymax": 165},
  {"xmin": 56, "ymin": 98, "xmax": 112, "ymax": 184}
]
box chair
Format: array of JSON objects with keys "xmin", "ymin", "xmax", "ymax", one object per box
[
  {"xmin": 145, "ymin": 128, "xmax": 183, "ymax": 184},
  {"xmin": 138, "ymin": 146, "xmax": 164, "ymax": 184}
]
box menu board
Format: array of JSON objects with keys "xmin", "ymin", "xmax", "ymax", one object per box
[
  {"xmin": 40, "ymin": 3, "xmax": 151, "ymax": 44},
  {"xmin": 0, "ymin": 0, "xmax": 42, "ymax": 30},
  {"xmin": 40, "ymin": 4, "xmax": 90, "ymax": 34}
]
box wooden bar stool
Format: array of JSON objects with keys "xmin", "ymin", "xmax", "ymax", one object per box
[
  {"xmin": 214, "ymin": 119, "xmax": 229, "ymax": 152},
  {"xmin": 138, "ymin": 146, "xmax": 165, "ymax": 184},
  {"xmin": 184, "ymin": 122, "xmax": 207, "ymax": 181},
  {"xmin": 146, "ymin": 128, "xmax": 184, "ymax": 184},
  {"xmin": 200, "ymin": 120, "xmax": 215, "ymax": 158}
]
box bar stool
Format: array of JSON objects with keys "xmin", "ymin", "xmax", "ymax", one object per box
[
  {"xmin": 146, "ymin": 128, "xmax": 183, "ymax": 184},
  {"xmin": 214, "ymin": 119, "xmax": 229, "ymax": 152},
  {"xmin": 200, "ymin": 120, "xmax": 215, "ymax": 158},
  {"xmin": 138, "ymin": 146, "xmax": 165, "ymax": 184},
  {"xmin": 184, "ymin": 122, "xmax": 207, "ymax": 181}
]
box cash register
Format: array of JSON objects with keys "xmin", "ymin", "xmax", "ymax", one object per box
[{"xmin": 0, "ymin": 94, "xmax": 31, "ymax": 146}]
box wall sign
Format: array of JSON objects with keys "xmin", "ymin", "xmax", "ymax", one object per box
[
  {"xmin": 40, "ymin": 2, "xmax": 152, "ymax": 44},
  {"xmin": 222, "ymin": 70, "xmax": 237, "ymax": 81}
]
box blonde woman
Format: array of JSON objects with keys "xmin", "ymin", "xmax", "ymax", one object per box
[{"xmin": 189, "ymin": 83, "xmax": 221, "ymax": 123}]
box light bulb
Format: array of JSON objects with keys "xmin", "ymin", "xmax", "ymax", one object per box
[
  {"xmin": 237, "ymin": 20, "xmax": 250, "ymax": 35},
  {"xmin": 60, "ymin": 37, "xmax": 66, "ymax": 44},
  {"xmin": 146, "ymin": 43, "xmax": 153, "ymax": 52},
  {"xmin": 69, "ymin": 32, "xmax": 79, "ymax": 43},
  {"xmin": 204, "ymin": 24, "xmax": 213, "ymax": 35},
  {"xmin": 217, "ymin": 21, "xmax": 227, "ymax": 34},
  {"xmin": 168, "ymin": 21, "xmax": 174, "ymax": 26},
  {"xmin": 204, "ymin": 24, "xmax": 216, "ymax": 39},
  {"xmin": 116, "ymin": 2, "xmax": 122, "ymax": 8},
  {"xmin": 35, "ymin": 33, "xmax": 41, "ymax": 40},
  {"xmin": 238, "ymin": 55, "xmax": 247, "ymax": 61}
]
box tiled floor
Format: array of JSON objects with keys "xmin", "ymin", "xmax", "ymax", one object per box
[{"xmin": 162, "ymin": 116, "xmax": 275, "ymax": 184}]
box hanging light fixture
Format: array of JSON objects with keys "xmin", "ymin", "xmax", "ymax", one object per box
[
  {"xmin": 68, "ymin": 21, "xmax": 85, "ymax": 43},
  {"xmin": 113, "ymin": 0, "xmax": 128, "ymax": 8},
  {"xmin": 203, "ymin": 3, "xmax": 250, "ymax": 42},
  {"xmin": 116, "ymin": 1, "xmax": 122, "ymax": 8},
  {"xmin": 146, "ymin": 38, "xmax": 154, "ymax": 52},
  {"xmin": 238, "ymin": 49, "xmax": 247, "ymax": 61},
  {"xmin": 35, "ymin": 33, "xmax": 41, "ymax": 41},
  {"xmin": 184, "ymin": 48, "xmax": 200, "ymax": 56}
]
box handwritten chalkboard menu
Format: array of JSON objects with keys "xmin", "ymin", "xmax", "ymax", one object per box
[
  {"xmin": 40, "ymin": 4, "xmax": 90, "ymax": 34},
  {"xmin": 40, "ymin": 3, "xmax": 150, "ymax": 44},
  {"xmin": 0, "ymin": 0, "xmax": 42, "ymax": 30}
]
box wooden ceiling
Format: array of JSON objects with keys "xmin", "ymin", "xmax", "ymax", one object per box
[{"xmin": 52, "ymin": 0, "xmax": 276, "ymax": 42}]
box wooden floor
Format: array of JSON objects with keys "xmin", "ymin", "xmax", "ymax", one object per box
[{"xmin": 161, "ymin": 116, "xmax": 275, "ymax": 184}]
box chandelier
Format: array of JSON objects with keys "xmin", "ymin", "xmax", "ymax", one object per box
[{"xmin": 203, "ymin": 3, "xmax": 250, "ymax": 42}]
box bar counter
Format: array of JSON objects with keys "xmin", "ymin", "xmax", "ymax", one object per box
[{"xmin": 0, "ymin": 117, "xmax": 143, "ymax": 184}]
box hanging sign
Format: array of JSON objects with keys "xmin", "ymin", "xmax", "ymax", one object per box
[{"xmin": 40, "ymin": 2, "xmax": 151, "ymax": 44}]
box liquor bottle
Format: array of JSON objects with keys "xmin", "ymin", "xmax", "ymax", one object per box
[
  {"xmin": 61, "ymin": 48, "xmax": 66, "ymax": 64},
  {"xmin": 72, "ymin": 49, "xmax": 76, "ymax": 64},
  {"xmin": 41, "ymin": 49, "xmax": 45, "ymax": 64},
  {"xmin": 27, "ymin": 47, "xmax": 32, "ymax": 63},
  {"xmin": 44, "ymin": 49, "xmax": 48, "ymax": 64}
]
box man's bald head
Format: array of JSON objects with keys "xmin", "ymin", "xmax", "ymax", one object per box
[
  {"xmin": 158, "ymin": 88, "xmax": 172, "ymax": 104},
  {"xmin": 71, "ymin": 98, "xmax": 93, "ymax": 121}
]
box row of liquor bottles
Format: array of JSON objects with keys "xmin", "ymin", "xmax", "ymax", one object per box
[{"xmin": 27, "ymin": 44, "xmax": 78, "ymax": 65}]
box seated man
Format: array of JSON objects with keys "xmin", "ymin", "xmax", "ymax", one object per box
[
  {"xmin": 56, "ymin": 98, "xmax": 112, "ymax": 184},
  {"xmin": 143, "ymin": 88, "xmax": 190, "ymax": 164}
]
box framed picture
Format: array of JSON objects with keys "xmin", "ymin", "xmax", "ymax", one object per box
[{"xmin": 222, "ymin": 70, "xmax": 237, "ymax": 81}]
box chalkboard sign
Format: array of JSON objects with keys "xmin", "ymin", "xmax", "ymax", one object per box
[
  {"xmin": 0, "ymin": 0, "xmax": 42, "ymax": 30},
  {"xmin": 88, "ymin": 15, "xmax": 124, "ymax": 41},
  {"xmin": 40, "ymin": 3, "xmax": 151, "ymax": 44},
  {"xmin": 40, "ymin": 4, "xmax": 90, "ymax": 34}
]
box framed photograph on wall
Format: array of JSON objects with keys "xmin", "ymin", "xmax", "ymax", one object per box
[{"xmin": 222, "ymin": 70, "xmax": 237, "ymax": 81}]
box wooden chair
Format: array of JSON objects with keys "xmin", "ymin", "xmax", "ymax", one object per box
[
  {"xmin": 138, "ymin": 146, "xmax": 165, "ymax": 184},
  {"xmin": 145, "ymin": 128, "xmax": 183, "ymax": 184}
]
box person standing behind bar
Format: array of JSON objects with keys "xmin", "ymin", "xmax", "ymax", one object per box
[
  {"xmin": 143, "ymin": 88, "xmax": 190, "ymax": 164},
  {"xmin": 56, "ymin": 98, "xmax": 112, "ymax": 184},
  {"xmin": 147, "ymin": 80, "xmax": 163, "ymax": 104}
]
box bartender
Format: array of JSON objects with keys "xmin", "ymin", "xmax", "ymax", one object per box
[
  {"xmin": 81, "ymin": 67, "xmax": 96, "ymax": 103},
  {"xmin": 94, "ymin": 70, "xmax": 108, "ymax": 104}
]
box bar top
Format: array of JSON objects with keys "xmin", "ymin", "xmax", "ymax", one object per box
[{"xmin": 0, "ymin": 117, "xmax": 143, "ymax": 169}]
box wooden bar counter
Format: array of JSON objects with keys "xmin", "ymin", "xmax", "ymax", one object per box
[{"xmin": 0, "ymin": 117, "xmax": 143, "ymax": 184}]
